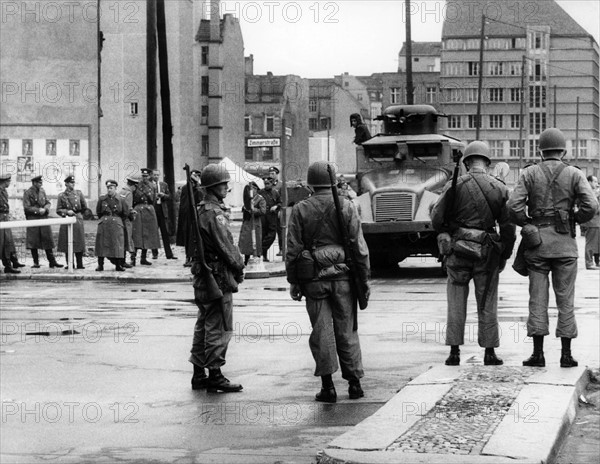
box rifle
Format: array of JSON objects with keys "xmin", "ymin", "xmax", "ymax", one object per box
[
  {"xmin": 444, "ymin": 150, "xmax": 463, "ymax": 228},
  {"xmin": 184, "ymin": 164, "xmax": 223, "ymax": 301},
  {"xmin": 327, "ymin": 165, "xmax": 369, "ymax": 326}
]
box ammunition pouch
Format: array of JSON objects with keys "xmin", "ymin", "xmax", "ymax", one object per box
[
  {"xmin": 452, "ymin": 227, "xmax": 487, "ymax": 261},
  {"xmin": 521, "ymin": 224, "xmax": 542, "ymax": 249},
  {"xmin": 294, "ymin": 250, "xmax": 318, "ymax": 282},
  {"xmin": 313, "ymin": 245, "xmax": 347, "ymax": 279}
]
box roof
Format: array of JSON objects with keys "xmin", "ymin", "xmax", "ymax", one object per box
[
  {"xmin": 195, "ymin": 18, "xmax": 223, "ymax": 42},
  {"xmin": 442, "ymin": 0, "xmax": 591, "ymax": 38},
  {"xmin": 399, "ymin": 42, "xmax": 442, "ymax": 56}
]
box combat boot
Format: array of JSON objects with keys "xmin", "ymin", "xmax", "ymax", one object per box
[
  {"xmin": 523, "ymin": 335, "xmax": 545, "ymax": 367},
  {"xmin": 348, "ymin": 379, "xmax": 364, "ymax": 399},
  {"xmin": 140, "ymin": 250, "xmax": 152, "ymax": 265},
  {"xmin": 31, "ymin": 249, "xmax": 40, "ymax": 268},
  {"xmin": 130, "ymin": 253, "xmax": 136, "ymax": 267},
  {"xmin": 3, "ymin": 259, "xmax": 20, "ymax": 274},
  {"xmin": 484, "ymin": 348, "xmax": 503, "ymax": 366},
  {"xmin": 560, "ymin": 337, "xmax": 578, "ymax": 368},
  {"xmin": 445, "ymin": 346, "xmax": 460, "ymax": 366},
  {"xmin": 75, "ymin": 252, "xmax": 85, "ymax": 270},
  {"xmin": 315, "ymin": 374, "xmax": 336, "ymax": 403},
  {"xmin": 47, "ymin": 250, "xmax": 64, "ymax": 268},
  {"xmin": 10, "ymin": 254, "xmax": 25, "ymax": 268},
  {"xmin": 115, "ymin": 259, "xmax": 126, "ymax": 272},
  {"xmin": 207, "ymin": 368, "xmax": 243, "ymax": 393},
  {"xmin": 96, "ymin": 257, "xmax": 104, "ymax": 272},
  {"xmin": 191, "ymin": 365, "xmax": 208, "ymax": 390}
]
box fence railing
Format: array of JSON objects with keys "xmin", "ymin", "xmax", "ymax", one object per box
[{"xmin": 0, "ymin": 217, "xmax": 77, "ymax": 272}]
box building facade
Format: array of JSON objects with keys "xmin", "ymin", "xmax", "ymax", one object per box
[{"xmin": 439, "ymin": 0, "xmax": 599, "ymax": 178}]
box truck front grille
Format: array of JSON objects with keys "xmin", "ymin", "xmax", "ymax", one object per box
[{"xmin": 374, "ymin": 192, "xmax": 415, "ymax": 222}]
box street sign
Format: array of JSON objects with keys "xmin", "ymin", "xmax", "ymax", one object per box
[{"xmin": 247, "ymin": 138, "xmax": 281, "ymax": 147}]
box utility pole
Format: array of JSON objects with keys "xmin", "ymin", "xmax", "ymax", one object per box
[
  {"xmin": 405, "ymin": 0, "xmax": 414, "ymax": 104},
  {"xmin": 147, "ymin": 0, "xmax": 157, "ymax": 170},
  {"xmin": 475, "ymin": 14, "xmax": 486, "ymax": 139},
  {"xmin": 279, "ymin": 99, "xmax": 291, "ymax": 259},
  {"xmin": 575, "ymin": 96, "xmax": 580, "ymax": 160},
  {"xmin": 156, "ymin": 0, "xmax": 175, "ymax": 231},
  {"xmin": 518, "ymin": 54, "xmax": 526, "ymax": 171},
  {"xmin": 553, "ymin": 85, "xmax": 557, "ymax": 127},
  {"xmin": 97, "ymin": 0, "xmax": 103, "ymax": 198}
]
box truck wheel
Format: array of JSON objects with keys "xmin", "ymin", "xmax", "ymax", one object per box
[{"xmin": 371, "ymin": 253, "xmax": 399, "ymax": 270}]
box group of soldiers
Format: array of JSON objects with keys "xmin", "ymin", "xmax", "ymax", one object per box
[
  {"xmin": 187, "ymin": 127, "xmax": 598, "ymax": 402},
  {"xmin": 0, "ymin": 168, "xmax": 177, "ymax": 273}
]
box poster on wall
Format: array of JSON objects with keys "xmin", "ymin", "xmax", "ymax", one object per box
[
  {"xmin": 22, "ymin": 139, "xmax": 33, "ymax": 156},
  {"xmin": 46, "ymin": 139, "xmax": 57, "ymax": 157},
  {"xmin": 69, "ymin": 139, "xmax": 80, "ymax": 156},
  {"xmin": 0, "ymin": 139, "xmax": 8, "ymax": 156},
  {"xmin": 17, "ymin": 155, "xmax": 33, "ymax": 182}
]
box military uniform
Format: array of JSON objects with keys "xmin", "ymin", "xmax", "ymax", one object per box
[
  {"xmin": 508, "ymin": 160, "xmax": 597, "ymax": 339},
  {"xmin": 119, "ymin": 183, "xmax": 136, "ymax": 254},
  {"xmin": 582, "ymin": 185, "xmax": 600, "ymax": 269},
  {"xmin": 95, "ymin": 192, "xmax": 129, "ymax": 260},
  {"xmin": 258, "ymin": 183, "xmax": 281, "ymax": 259},
  {"xmin": 176, "ymin": 178, "xmax": 203, "ymax": 262},
  {"xmin": 132, "ymin": 179, "xmax": 160, "ymax": 252},
  {"xmin": 238, "ymin": 191, "xmax": 266, "ymax": 258},
  {"xmin": 189, "ymin": 191, "xmax": 245, "ymax": 370},
  {"xmin": 57, "ymin": 187, "xmax": 87, "ymax": 268},
  {"xmin": 0, "ymin": 180, "xmax": 18, "ymax": 272},
  {"xmin": 286, "ymin": 190, "xmax": 370, "ymax": 388},
  {"xmin": 431, "ymin": 168, "xmax": 516, "ymax": 350}
]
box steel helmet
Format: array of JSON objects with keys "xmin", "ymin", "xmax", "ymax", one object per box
[
  {"xmin": 200, "ymin": 163, "xmax": 231, "ymax": 188},
  {"xmin": 538, "ymin": 128, "xmax": 566, "ymax": 152},
  {"xmin": 462, "ymin": 141, "xmax": 491, "ymax": 165},
  {"xmin": 307, "ymin": 161, "xmax": 336, "ymax": 188}
]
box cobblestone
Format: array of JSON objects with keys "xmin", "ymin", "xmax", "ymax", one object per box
[{"xmin": 387, "ymin": 366, "xmax": 535, "ymax": 454}]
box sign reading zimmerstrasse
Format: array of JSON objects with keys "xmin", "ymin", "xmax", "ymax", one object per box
[{"xmin": 247, "ymin": 138, "xmax": 280, "ymax": 148}]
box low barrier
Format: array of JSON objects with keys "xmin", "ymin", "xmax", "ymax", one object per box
[{"xmin": 0, "ymin": 217, "xmax": 77, "ymax": 272}]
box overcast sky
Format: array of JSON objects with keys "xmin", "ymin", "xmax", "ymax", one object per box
[{"xmin": 234, "ymin": 0, "xmax": 600, "ymax": 78}]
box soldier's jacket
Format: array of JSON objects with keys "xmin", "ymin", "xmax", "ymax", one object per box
[
  {"xmin": 431, "ymin": 168, "xmax": 516, "ymax": 260},
  {"xmin": 286, "ymin": 190, "xmax": 370, "ymax": 285},
  {"xmin": 0, "ymin": 185, "xmax": 16, "ymax": 258},
  {"xmin": 56, "ymin": 189, "xmax": 87, "ymax": 253},
  {"xmin": 192, "ymin": 192, "xmax": 244, "ymax": 294},
  {"xmin": 23, "ymin": 186, "xmax": 51, "ymax": 218},
  {"xmin": 259, "ymin": 187, "xmax": 281, "ymax": 214},
  {"xmin": 95, "ymin": 193, "xmax": 129, "ymax": 258},
  {"xmin": 133, "ymin": 181, "xmax": 156, "ymax": 206},
  {"xmin": 508, "ymin": 159, "xmax": 598, "ymax": 258}
]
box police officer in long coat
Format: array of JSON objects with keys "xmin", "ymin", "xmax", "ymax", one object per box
[
  {"xmin": 131, "ymin": 168, "xmax": 160, "ymax": 265},
  {"xmin": 23, "ymin": 175, "xmax": 63, "ymax": 268},
  {"xmin": 431, "ymin": 141, "xmax": 516, "ymax": 366},
  {"xmin": 189, "ymin": 164, "xmax": 245, "ymax": 393},
  {"xmin": 258, "ymin": 176, "xmax": 281, "ymax": 261},
  {"xmin": 0, "ymin": 173, "xmax": 25, "ymax": 273},
  {"xmin": 120, "ymin": 175, "xmax": 139, "ymax": 268},
  {"xmin": 176, "ymin": 169, "xmax": 203, "ymax": 266},
  {"xmin": 507, "ymin": 128, "xmax": 598, "ymax": 368},
  {"xmin": 95, "ymin": 180, "xmax": 129, "ymax": 272},
  {"xmin": 56, "ymin": 175, "xmax": 87, "ymax": 269},
  {"xmin": 286, "ymin": 161, "xmax": 370, "ymax": 403}
]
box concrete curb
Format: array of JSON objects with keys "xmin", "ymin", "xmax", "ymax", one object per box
[{"xmin": 318, "ymin": 365, "xmax": 589, "ymax": 464}]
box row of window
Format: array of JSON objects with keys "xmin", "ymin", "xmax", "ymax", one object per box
[
  {"xmin": 443, "ymin": 60, "xmax": 546, "ymax": 80},
  {"xmin": 390, "ymin": 87, "xmax": 438, "ymax": 104},
  {"xmin": 444, "ymin": 38, "xmax": 527, "ymax": 51},
  {"xmin": 442, "ymin": 85, "xmax": 546, "ymax": 107},
  {"xmin": 447, "ymin": 112, "xmax": 547, "ymax": 133},
  {"xmin": 244, "ymin": 115, "xmax": 276, "ymax": 133},
  {"xmin": 471, "ymin": 139, "xmax": 588, "ymax": 158}
]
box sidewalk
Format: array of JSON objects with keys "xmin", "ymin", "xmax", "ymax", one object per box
[
  {"xmin": 318, "ymin": 365, "xmax": 590, "ymax": 464},
  {"xmin": 0, "ymin": 246, "xmax": 287, "ymax": 282}
]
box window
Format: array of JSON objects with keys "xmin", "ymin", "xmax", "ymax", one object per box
[
  {"xmin": 509, "ymin": 140, "xmax": 521, "ymax": 157},
  {"xmin": 529, "ymin": 86, "xmax": 546, "ymax": 108},
  {"xmin": 357, "ymin": 94, "xmax": 363, "ymax": 101},
  {"xmin": 468, "ymin": 115, "xmax": 479, "ymax": 129},
  {"xmin": 320, "ymin": 117, "xmax": 331, "ymax": 130},
  {"xmin": 426, "ymin": 87, "xmax": 437, "ymax": 103},
  {"xmin": 510, "ymin": 88, "xmax": 521, "ymax": 102},
  {"xmin": 510, "ymin": 62, "xmax": 522, "ymax": 76},
  {"xmin": 448, "ymin": 115, "xmax": 461, "ymax": 129},
  {"xmin": 489, "ymin": 115, "xmax": 503, "ymax": 129},
  {"xmin": 344, "ymin": 82, "xmax": 349, "ymax": 87},
  {"xmin": 466, "ymin": 39, "xmax": 479, "ymax": 49},
  {"xmin": 201, "ymin": 46, "xmax": 209, "ymax": 65},
  {"xmin": 444, "ymin": 62, "xmax": 463, "ymax": 76},
  {"xmin": 259, "ymin": 146, "xmax": 273, "ymax": 161},
  {"xmin": 510, "ymin": 114, "xmax": 521, "ymax": 129},
  {"xmin": 390, "ymin": 87, "xmax": 402, "ymax": 104},
  {"xmin": 529, "ymin": 59, "xmax": 546, "ymax": 81},
  {"xmin": 445, "ymin": 88, "xmax": 461, "ymax": 103},
  {"xmin": 529, "ymin": 112, "xmax": 547, "ymax": 135},
  {"xmin": 129, "ymin": 102, "xmax": 138, "ymax": 116},
  {"xmin": 245, "ymin": 146, "xmax": 254, "ymax": 161},
  {"xmin": 489, "ymin": 140, "xmax": 503, "ymax": 157},
  {"xmin": 244, "ymin": 115, "xmax": 251, "ymax": 132},
  {"xmin": 309, "ymin": 99, "xmax": 317, "ymax": 112},
  {"xmin": 574, "ymin": 140, "xmax": 588, "ymax": 158},
  {"xmin": 265, "ymin": 115, "xmax": 274, "ymax": 132},
  {"xmin": 201, "ymin": 135, "xmax": 209, "ymax": 157},
  {"xmin": 529, "ymin": 139, "xmax": 538, "ymax": 156},
  {"xmin": 488, "ymin": 88, "xmax": 504, "ymax": 102},
  {"xmin": 489, "ymin": 62, "xmax": 504, "ymax": 76},
  {"xmin": 201, "ymin": 76, "xmax": 209, "ymax": 95},
  {"xmin": 427, "ymin": 65, "xmax": 435, "ymax": 72},
  {"xmin": 464, "ymin": 88, "xmax": 478, "ymax": 103},
  {"xmin": 309, "ymin": 118, "xmax": 319, "ymax": 131},
  {"xmin": 468, "ymin": 62, "xmax": 479, "ymax": 76},
  {"xmin": 201, "ymin": 106, "xmax": 208, "ymax": 125}
]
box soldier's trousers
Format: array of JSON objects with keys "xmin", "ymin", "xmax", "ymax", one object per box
[
  {"xmin": 445, "ymin": 253, "xmax": 500, "ymax": 348},
  {"xmin": 303, "ymin": 280, "xmax": 364, "ymax": 381},
  {"xmin": 525, "ymin": 254, "xmax": 578, "ymax": 338},
  {"xmin": 261, "ymin": 213, "xmax": 278, "ymax": 255},
  {"xmin": 189, "ymin": 292, "xmax": 233, "ymax": 370}
]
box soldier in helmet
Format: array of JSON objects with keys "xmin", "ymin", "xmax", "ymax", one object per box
[
  {"xmin": 286, "ymin": 161, "xmax": 370, "ymax": 403},
  {"xmin": 431, "ymin": 141, "xmax": 516, "ymax": 366},
  {"xmin": 189, "ymin": 163, "xmax": 245, "ymax": 393},
  {"xmin": 507, "ymin": 128, "xmax": 598, "ymax": 368}
]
